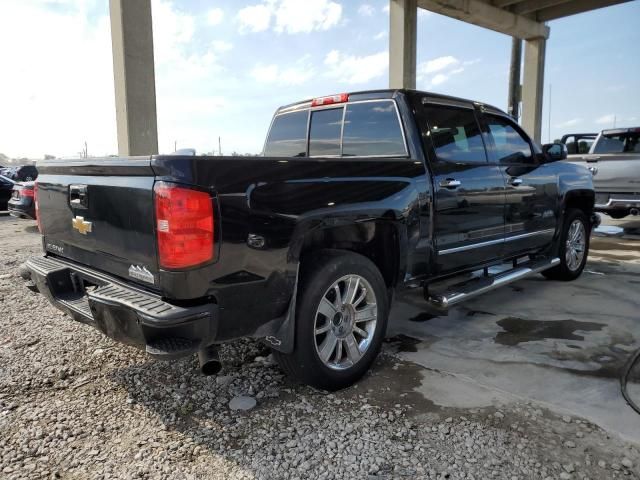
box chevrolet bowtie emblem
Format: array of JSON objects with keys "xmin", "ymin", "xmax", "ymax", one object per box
[{"xmin": 72, "ymin": 216, "xmax": 92, "ymax": 235}]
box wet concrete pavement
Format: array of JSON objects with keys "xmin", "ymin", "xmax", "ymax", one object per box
[{"xmin": 388, "ymin": 215, "xmax": 640, "ymax": 444}]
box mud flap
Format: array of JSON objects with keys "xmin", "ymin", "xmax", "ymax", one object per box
[{"xmin": 259, "ymin": 265, "xmax": 299, "ymax": 354}]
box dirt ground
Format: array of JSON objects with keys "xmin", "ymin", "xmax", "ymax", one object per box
[{"xmin": 1, "ymin": 214, "xmax": 639, "ymax": 479}]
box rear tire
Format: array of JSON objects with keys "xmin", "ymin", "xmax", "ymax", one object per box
[
  {"xmin": 273, "ymin": 250, "xmax": 389, "ymax": 391},
  {"xmin": 609, "ymin": 211, "xmax": 628, "ymax": 220},
  {"xmin": 542, "ymin": 208, "xmax": 590, "ymax": 281}
]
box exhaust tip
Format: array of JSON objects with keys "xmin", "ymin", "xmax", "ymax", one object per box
[{"xmin": 198, "ymin": 344, "xmax": 222, "ymax": 376}]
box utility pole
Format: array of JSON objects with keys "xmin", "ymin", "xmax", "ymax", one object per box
[
  {"xmin": 218, "ymin": 136, "xmax": 222, "ymax": 156},
  {"xmin": 174, "ymin": 140, "xmax": 177, "ymax": 152}
]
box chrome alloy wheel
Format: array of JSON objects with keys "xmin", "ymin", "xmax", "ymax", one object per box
[
  {"xmin": 313, "ymin": 274, "xmax": 378, "ymax": 371},
  {"xmin": 565, "ymin": 219, "xmax": 586, "ymax": 271}
]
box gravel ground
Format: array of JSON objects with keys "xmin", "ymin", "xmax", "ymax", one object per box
[{"xmin": 1, "ymin": 216, "xmax": 639, "ymax": 480}]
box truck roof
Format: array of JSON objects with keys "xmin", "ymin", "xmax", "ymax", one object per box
[
  {"xmin": 276, "ymin": 89, "xmax": 506, "ymax": 116},
  {"xmin": 561, "ymin": 133, "xmax": 598, "ymax": 137},
  {"xmin": 601, "ymin": 127, "xmax": 640, "ymax": 135}
]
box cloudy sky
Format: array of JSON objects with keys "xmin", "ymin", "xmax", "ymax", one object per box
[{"xmin": 0, "ymin": 0, "xmax": 638, "ymax": 158}]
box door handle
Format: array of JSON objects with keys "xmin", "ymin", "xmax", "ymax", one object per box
[
  {"xmin": 439, "ymin": 179, "xmax": 461, "ymax": 189},
  {"xmin": 586, "ymin": 156, "xmax": 600, "ymax": 162},
  {"xmin": 509, "ymin": 177, "xmax": 523, "ymax": 186}
]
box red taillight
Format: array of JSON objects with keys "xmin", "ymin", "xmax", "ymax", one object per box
[
  {"xmin": 34, "ymin": 182, "xmax": 42, "ymax": 232},
  {"xmin": 21, "ymin": 188, "xmax": 35, "ymax": 198},
  {"xmin": 311, "ymin": 93, "xmax": 349, "ymax": 107},
  {"xmin": 154, "ymin": 182, "xmax": 214, "ymax": 270}
]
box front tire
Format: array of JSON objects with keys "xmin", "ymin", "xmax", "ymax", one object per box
[
  {"xmin": 274, "ymin": 250, "xmax": 389, "ymax": 391},
  {"xmin": 542, "ymin": 208, "xmax": 590, "ymax": 281}
]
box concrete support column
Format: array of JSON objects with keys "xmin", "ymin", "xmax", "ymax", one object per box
[
  {"xmin": 389, "ymin": 0, "xmax": 417, "ymax": 89},
  {"xmin": 507, "ymin": 37, "xmax": 522, "ymax": 120},
  {"xmin": 521, "ymin": 37, "xmax": 546, "ymax": 144},
  {"xmin": 109, "ymin": 0, "xmax": 158, "ymax": 156}
]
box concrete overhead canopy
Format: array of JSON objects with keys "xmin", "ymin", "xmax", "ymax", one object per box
[{"xmin": 389, "ymin": 0, "xmax": 633, "ymax": 142}]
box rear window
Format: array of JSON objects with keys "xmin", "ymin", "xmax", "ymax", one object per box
[
  {"xmin": 264, "ymin": 99, "xmax": 407, "ymax": 158},
  {"xmin": 593, "ymin": 132, "xmax": 640, "ymax": 154},
  {"xmin": 263, "ymin": 110, "xmax": 308, "ymax": 157},
  {"xmin": 309, "ymin": 108, "xmax": 343, "ymax": 156},
  {"xmin": 342, "ymin": 102, "xmax": 406, "ymax": 156}
]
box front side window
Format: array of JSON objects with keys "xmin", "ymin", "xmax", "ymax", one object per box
[
  {"xmin": 263, "ymin": 110, "xmax": 308, "ymax": 157},
  {"xmin": 424, "ymin": 105, "xmax": 487, "ymax": 163},
  {"xmin": 342, "ymin": 101, "xmax": 406, "ymax": 156},
  {"xmin": 485, "ymin": 114, "xmax": 534, "ymax": 164},
  {"xmin": 309, "ymin": 107, "xmax": 343, "ymax": 156}
]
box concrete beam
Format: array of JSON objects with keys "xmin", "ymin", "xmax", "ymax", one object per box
[
  {"xmin": 491, "ymin": 0, "xmax": 523, "ymax": 7},
  {"xmin": 389, "ymin": 0, "xmax": 417, "ymax": 89},
  {"xmin": 521, "ymin": 37, "xmax": 545, "ymax": 143},
  {"xmin": 511, "ymin": 0, "xmax": 572, "ymax": 15},
  {"xmin": 536, "ymin": 0, "xmax": 631, "ymax": 21},
  {"xmin": 109, "ymin": 0, "xmax": 158, "ymax": 156},
  {"xmin": 418, "ymin": 0, "xmax": 549, "ymax": 39}
]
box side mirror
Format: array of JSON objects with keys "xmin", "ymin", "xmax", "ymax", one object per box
[{"xmin": 542, "ymin": 142, "xmax": 568, "ymax": 162}]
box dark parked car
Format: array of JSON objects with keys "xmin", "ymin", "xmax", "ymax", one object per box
[
  {"xmin": 8, "ymin": 181, "xmax": 36, "ymax": 220},
  {"xmin": 24, "ymin": 89, "xmax": 597, "ymax": 390},
  {"xmin": 0, "ymin": 175, "xmax": 17, "ymax": 210},
  {"xmin": 1, "ymin": 165, "xmax": 38, "ymax": 182}
]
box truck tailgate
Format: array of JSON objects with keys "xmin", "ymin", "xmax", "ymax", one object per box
[
  {"xmin": 36, "ymin": 157, "xmax": 159, "ymax": 289},
  {"xmin": 573, "ymin": 154, "xmax": 640, "ymax": 193}
]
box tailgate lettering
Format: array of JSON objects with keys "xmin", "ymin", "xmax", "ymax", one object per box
[{"xmin": 129, "ymin": 265, "xmax": 155, "ymax": 285}]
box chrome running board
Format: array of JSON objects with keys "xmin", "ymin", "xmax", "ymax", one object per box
[{"xmin": 427, "ymin": 257, "xmax": 560, "ymax": 310}]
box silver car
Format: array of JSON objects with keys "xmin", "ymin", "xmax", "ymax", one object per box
[{"xmin": 569, "ymin": 127, "xmax": 640, "ymax": 219}]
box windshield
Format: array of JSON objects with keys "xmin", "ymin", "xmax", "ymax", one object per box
[{"xmin": 593, "ymin": 131, "xmax": 640, "ymax": 154}]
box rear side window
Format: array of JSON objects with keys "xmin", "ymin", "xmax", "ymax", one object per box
[
  {"xmin": 309, "ymin": 107, "xmax": 343, "ymax": 156},
  {"xmin": 263, "ymin": 110, "xmax": 308, "ymax": 157},
  {"xmin": 424, "ymin": 105, "xmax": 487, "ymax": 163},
  {"xmin": 593, "ymin": 132, "xmax": 640, "ymax": 154},
  {"xmin": 342, "ymin": 101, "xmax": 406, "ymax": 156},
  {"xmin": 484, "ymin": 114, "xmax": 534, "ymax": 164}
]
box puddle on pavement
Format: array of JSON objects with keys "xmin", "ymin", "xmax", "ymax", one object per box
[
  {"xmin": 408, "ymin": 312, "xmax": 437, "ymax": 323},
  {"xmin": 494, "ymin": 317, "xmax": 639, "ymax": 379},
  {"xmin": 494, "ymin": 317, "xmax": 604, "ymax": 347},
  {"xmin": 466, "ymin": 309, "xmax": 494, "ymax": 317},
  {"xmin": 384, "ymin": 334, "xmax": 422, "ymax": 353},
  {"xmin": 351, "ymin": 354, "xmax": 437, "ymax": 414}
]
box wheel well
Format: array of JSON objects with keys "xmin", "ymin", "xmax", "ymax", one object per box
[
  {"xmin": 565, "ymin": 191, "xmax": 594, "ymax": 217},
  {"xmin": 299, "ymin": 222, "xmax": 399, "ymax": 288}
]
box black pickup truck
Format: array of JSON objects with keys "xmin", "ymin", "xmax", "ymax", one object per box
[{"xmin": 25, "ymin": 90, "xmax": 597, "ymax": 390}]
